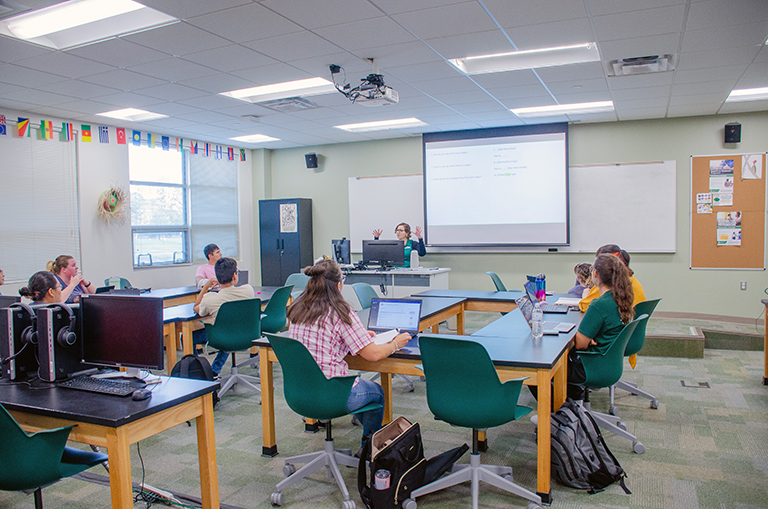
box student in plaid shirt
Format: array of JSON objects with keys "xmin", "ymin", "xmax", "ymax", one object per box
[{"xmin": 288, "ymin": 260, "xmax": 411, "ymax": 446}]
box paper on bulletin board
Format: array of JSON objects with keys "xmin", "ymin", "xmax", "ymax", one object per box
[
  {"xmin": 716, "ymin": 211, "xmax": 741, "ymax": 246},
  {"xmin": 709, "ymin": 159, "xmax": 734, "ymax": 206},
  {"xmin": 696, "ymin": 193, "xmax": 712, "ymax": 214},
  {"xmin": 742, "ymin": 154, "xmax": 763, "ymax": 179}
]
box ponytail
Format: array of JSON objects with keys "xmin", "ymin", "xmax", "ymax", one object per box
[
  {"xmin": 47, "ymin": 255, "xmax": 72, "ymax": 275},
  {"xmin": 593, "ymin": 254, "xmax": 634, "ymax": 324},
  {"xmin": 287, "ymin": 259, "xmax": 352, "ymax": 326}
]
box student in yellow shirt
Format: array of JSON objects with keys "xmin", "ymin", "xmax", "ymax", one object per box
[{"xmin": 579, "ymin": 244, "xmax": 646, "ymax": 312}]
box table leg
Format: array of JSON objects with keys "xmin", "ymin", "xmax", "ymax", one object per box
[
  {"xmin": 381, "ymin": 373, "xmax": 393, "ymax": 425},
  {"xmin": 431, "ymin": 324, "xmax": 439, "ymax": 333},
  {"xmin": 164, "ymin": 323, "xmax": 177, "ymax": 375},
  {"xmin": 456, "ymin": 309, "xmax": 465, "ymax": 335},
  {"xmin": 105, "ymin": 428, "xmax": 133, "ymax": 508},
  {"xmin": 180, "ymin": 322, "xmax": 195, "ymax": 356},
  {"xmin": 553, "ymin": 354, "xmax": 568, "ymax": 410},
  {"xmin": 261, "ymin": 351, "xmax": 277, "ymax": 457},
  {"xmin": 536, "ymin": 369, "xmax": 552, "ymax": 504},
  {"xmin": 196, "ymin": 393, "xmax": 220, "ymax": 509}
]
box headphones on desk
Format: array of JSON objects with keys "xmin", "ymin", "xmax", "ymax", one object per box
[
  {"xmin": 50, "ymin": 304, "xmax": 77, "ymax": 347},
  {"xmin": 11, "ymin": 302, "xmax": 38, "ymax": 345}
]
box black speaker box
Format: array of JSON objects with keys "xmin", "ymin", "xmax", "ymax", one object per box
[
  {"xmin": 305, "ymin": 153, "xmax": 318, "ymax": 169},
  {"xmin": 0, "ymin": 304, "xmax": 39, "ymax": 380},
  {"xmin": 725, "ymin": 123, "xmax": 741, "ymax": 143},
  {"xmin": 37, "ymin": 304, "xmax": 86, "ymax": 382}
]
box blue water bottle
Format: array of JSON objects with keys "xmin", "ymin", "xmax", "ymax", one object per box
[{"xmin": 535, "ymin": 274, "xmax": 546, "ymax": 302}]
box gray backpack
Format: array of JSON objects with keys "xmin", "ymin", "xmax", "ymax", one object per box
[{"xmin": 550, "ymin": 398, "xmax": 630, "ymax": 494}]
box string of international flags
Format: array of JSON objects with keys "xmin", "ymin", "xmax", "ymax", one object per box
[{"xmin": 0, "ymin": 115, "xmax": 246, "ymax": 162}]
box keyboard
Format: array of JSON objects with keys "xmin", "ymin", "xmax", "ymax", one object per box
[
  {"xmin": 57, "ymin": 376, "xmax": 146, "ymax": 397},
  {"xmin": 539, "ymin": 304, "xmax": 569, "ymax": 314}
]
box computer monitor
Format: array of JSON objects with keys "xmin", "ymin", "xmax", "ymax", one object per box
[
  {"xmin": 332, "ymin": 238, "xmax": 351, "ymax": 265},
  {"xmin": 79, "ymin": 294, "xmax": 164, "ymax": 377},
  {"xmin": 0, "ymin": 295, "xmax": 21, "ymax": 308},
  {"xmin": 362, "ymin": 240, "xmax": 405, "ymax": 268}
]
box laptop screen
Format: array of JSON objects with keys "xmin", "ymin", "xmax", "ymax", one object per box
[
  {"xmin": 523, "ymin": 281, "xmax": 539, "ymax": 304},
  {"xmin": 235, "ymin": 270, "xmax": 249, "ymax": 287},
  {"xmin": 516, "ymin": 295, "xmax": 535, "ymax": 324},
  {"xmin": 367, "ymin": 299, "xmax": 422, "ymax": 333}
]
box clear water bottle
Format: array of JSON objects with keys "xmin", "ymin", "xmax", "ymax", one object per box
[{"xmin": 531, "ymin": 302, "xmax": 544, "ymax": 340}]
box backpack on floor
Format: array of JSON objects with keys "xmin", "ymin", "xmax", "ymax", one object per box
[
  {"xmin": 170, "ymin": 354, "xmax": 219, "ymax": 408},
  {"xmin": 550, "ymin": 398, "xmax": 630, "ymax": 494}
]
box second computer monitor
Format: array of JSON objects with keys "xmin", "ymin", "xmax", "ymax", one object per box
[
  {"xmin": 331, "ymin": 238, "xmax": 351, "ymax": 265},
  {"xmin": 362, "ymin": 240, "xmax": 404, "ymax": 268}
]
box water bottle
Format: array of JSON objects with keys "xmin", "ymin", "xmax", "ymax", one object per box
[
  {"xmin": 531, "ymin": 302, "xmax": 544, "ymax": 340},
  {"xmin": 535, "ymin": 274, "xmax": 546, "ymax": 302}
]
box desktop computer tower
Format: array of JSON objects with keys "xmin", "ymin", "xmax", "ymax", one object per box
[
  {"xmin": 37, "ymin": 304, "xmax": 86, "ymax": 382},
  {"xmin": 0, "ymin": 304, "xmax": 39, "ymax": 380}
]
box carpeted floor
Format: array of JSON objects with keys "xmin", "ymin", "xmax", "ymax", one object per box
[{"xmin": 1, "ymin": 312, "xmax": 767, "ymax": 509}]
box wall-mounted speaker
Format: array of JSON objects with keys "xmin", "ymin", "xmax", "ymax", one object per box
[
  {"xmin": 305, "ymin": 153, "xmax": 318, "ymax": 169},
  {"xmin": 724, "ymin": 122, "xmax": 741, "ymax": 143}
]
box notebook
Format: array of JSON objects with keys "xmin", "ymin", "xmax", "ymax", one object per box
[
  {"xmin": 367, "ymin": 298, "xmax": 422, "ymax": 344},
  {"xmin": 516, "ymin": 294, "xmax": 576, "ymax": 334},
  {"xmin": 523, "ymin": 281, "xmax": 569, "ymax": 313}
]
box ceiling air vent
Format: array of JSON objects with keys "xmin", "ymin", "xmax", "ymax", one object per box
[
  {"xmin": 608, "ymin": 54, "xmax": 675, "ymax": 76},
  {"xmin": 257, "ymin": 97, "xmax": 320, "ymax": 113}
]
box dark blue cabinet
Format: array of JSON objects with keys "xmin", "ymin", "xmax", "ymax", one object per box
[{"xmin": 259, "ymin": 198, "xmax": 313, "ymax": 286}]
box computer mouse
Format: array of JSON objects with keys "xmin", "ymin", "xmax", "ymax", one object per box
[{"xmin": 132, "ymin": 388, "xmax": 152, "ymax": 401}]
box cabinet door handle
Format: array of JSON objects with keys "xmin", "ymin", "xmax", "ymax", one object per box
[
  {"xmin": 276, "ymin": 239, "xmax": 280, "ymax": 250},
  {"xmin": 281, "ymin": 239, "xmax": 285, "ymax": 249}
]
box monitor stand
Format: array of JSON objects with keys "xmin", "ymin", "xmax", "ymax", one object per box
[{"xmin": 92, "ymin": 368, "xmax": 161, "ymax": 384}]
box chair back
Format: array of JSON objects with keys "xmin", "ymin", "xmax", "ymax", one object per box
[
  {"xmin": 284, "ymin": 272, "xmax": 310, "ymax": 290},
  {"xmin": 204, "ymin": 299, "xmax": 261, "ymax": 352},
  {"xmin": 485, "ymin": 271, "xmax": 507, "ymax": 292},
  {"xmin": 418, "ymin": 335, "xmax": 530, "ymax": 429},
  {"xmin": 352, "ymin": 283, "xmax": 378, "ymax": 310},
  {"xmin": 625, "ymin": 299, "xmax": 661, "ymax": 357},
  {"xmin": 104, "ymin": 277, "xmax": 131, "ymax": 290},
  {"xmin": 265, "ymin": 333, "xmax": 357, "ymax": 421},
  {"xmin": 0, "ymin": 403, "xmax": 74, "ymax": 491},
  {"xmin": 261, "ymin": 285, "xmax": 294, "ymax": 334},
  {"xmin": 580, "ymin": 314, "xmax": 648, "ymax": 390}
]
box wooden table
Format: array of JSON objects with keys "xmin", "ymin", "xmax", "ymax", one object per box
[
  {"xmin": 762, "ymin": 299, "xmax": 768, "ymax": 385},
  {"xmin": 0, "ymin": 376, "xmax": 220, "ymax": 509},
  {"xmin": 143, "ymin": 286, "xmax": 200, "ymax": 308}
]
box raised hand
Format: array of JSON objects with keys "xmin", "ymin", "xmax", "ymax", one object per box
[
  {"xmin": 413, "ymin": 226, "xmax": 423, "ymax": 239},
  {"xmin": 372, "ymin": 228, "xmax": 383, "ymax": 238}
]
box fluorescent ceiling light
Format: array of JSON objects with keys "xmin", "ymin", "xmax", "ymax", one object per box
[
  {"xmin": 334, "ymin": 118, "xmax": 427, "ymax": 133},
  {"xmin": 230, "ymin": 134, "xmax": 280, "ymax": 143},
  {"xmin": 511, "ymin": 101, "xmax": 614, "ymax": 118},
  {"xmin": 0, "ymin": 0, "xmax": 177, "ymax": 50},
  {"xmin": 221, "ymin": 78, "xmax": 336, "ymax": 103},
  {"xmin": 97, "ymin": 108, "xmax": 168, "ymax": 122},
  {"xmin": 726, "ymin": 87, "xmax": 768, "ymax": 102},
  {"xmin": 449, "ymin": 43, "xmax": 600, "ymax": 75}
]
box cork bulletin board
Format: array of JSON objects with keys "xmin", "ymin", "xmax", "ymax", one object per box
[{"xmin": 690, "ymin": 153, "xmax": 766, "ymax": 269}]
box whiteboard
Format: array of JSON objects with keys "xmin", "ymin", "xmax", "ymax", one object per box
[
  {"xmin": 347, "ymin": 161, "xmax": 676, "ymax": 253},
  {"xmin": 348, "ymin": 175, "xmax": 423, "ymax": 252}
]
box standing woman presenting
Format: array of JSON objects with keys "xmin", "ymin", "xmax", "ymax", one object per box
[
  {"xmin": 47, "ymin": 255, "xmax": 95, "ymax": 304},
  {"xmin": 372, "ymin": 222, "xmax": 426, "ymax": 268}
]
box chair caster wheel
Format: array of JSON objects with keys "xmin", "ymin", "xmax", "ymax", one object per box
[
  {"xmin": 271, "ymin": 492, "xmax": 283, "ymax": 506},
  {"xmin": 283, "ymin": 464, "xmax": 296, "ymax": 477},
  {"xmin": 633, "ymin": 442, "xmax": 645, "ymax": 454},
  {"xmin": 609, "ymin": 405, "xmax": 618, "ymax": 416},
  {"xmin": 403, "ymin": 498, "xmax": 417, "ymax": 509},
  {"xmin": 351, "ymin": 415, "xmax": 361, "ymax": 426},
  {"xmin": 405, "ymin": 384, "xmax": 415, "ymax": 393},
  {"xmin": 527, "ymin": 503, "xmax": 542, "ymax": 509},
  {"xmin": 503, "ymin": 472, "xmax": 514, "ymax": 482},
  {"xmin": 650, "ymin": 400, "xmax": 659, "ymax": 409},
  {"xmin": 342, "ymin": 499, "xmax": 356, "ymax": 509},
  {"xmin": 617, "ymin": 422, "xmax": 627, "ymax": 431}
]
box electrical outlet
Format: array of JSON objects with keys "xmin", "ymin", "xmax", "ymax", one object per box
[{"xmin": 740, "ymin": 281, "xmax": 747, "ymax": 290}]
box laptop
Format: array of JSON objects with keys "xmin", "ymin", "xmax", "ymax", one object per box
[
  {"xmin": 235, "ymin": 270, "xmax": 249, "ymax": 287},
  {"xmin": 95, "ymin": 285, "xmax": 114, "ymax": 294},
  {"xmin": 367, "ymin": 298, "xmax": 423, "ymax": 343},
  {"xmin": 516, "ymin": 294, "xmax": 576, "ymax": 334},
  {"xmin": 523, "ymin": 281, "xmax": 569, "ymax": 313}
]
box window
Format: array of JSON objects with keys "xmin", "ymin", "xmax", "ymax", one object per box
[{"xmin": 128, "ymin": 145, "xmax": 239, "ymax": 267}]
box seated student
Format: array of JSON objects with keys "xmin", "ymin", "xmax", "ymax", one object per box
[
  {"xmin": 196, "ymin": 244, "xmax": 222, "ymax": 290},
  {"xmin": 193, "ymin": 257, "xmax": 255, "ymax": 376},
  {"xmin": 579, "ymin": 244, "xmax": 646, "ymax": 312},
  {"xmin": 373, "ymin": 223, "xmax": 426, "ymax": 268},
  {"xmin": 287, "ymin": 259, "xmax": 412, "ymax": 448},
  {"xmin": 19, "ymin": 271, "xmax": 62, "ymax": 304},
  {"xmin": 568, "ymin": 254, "xmax": 635, "ymax": 399},
  {"xmin": 568, "ymin": 262, "xmax": 592, "ymax": 298},
  {"xmin": 47, "ymin": 255, "xmax": 95, "ymax": 304}
]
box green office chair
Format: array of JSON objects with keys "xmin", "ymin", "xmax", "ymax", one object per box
[
  {"xmin": 405, "ymin": 336, "xmax": 542, "ymax": 509},
  {"xmin": 104, "ymin": 276, "xmax": 131, "ymax": 290},
  {"xmin": 352, "ymin": 282, "xmax": 415, "ymax": 393},
  {"xmin": 261, "ymin": 285, "xmax": 294, "ymax": 334},
  {"xmin": 608, "ymin": 299, "xmax": 662, "ymax": 415},
  {"xmin": 284, "ymin": 272, "xmax": 310, "ymax": 290},
  {"xmin": 0, "ymin": 403, "xmax": 108, "ymax": 509},
  {"xmin": 204, "ymin": 299, "xmax": 262, "ymax": 398},
  {"xmin": 266, "ymin": 333, "xmax": 382, "ymax": 509},
  {"xmin": 577, "ymin": 314, "xmax": 648, "ymax": 454},
  {"xmin": 485, "ymin": 271, "xmax": 507, "ymax": 292}
]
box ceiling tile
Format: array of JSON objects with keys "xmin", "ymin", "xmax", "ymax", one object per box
[
  {"xmin": 80, "ymin": 69, "xmax": 166, "ymax": 91},
  {"xmin": 546, "ymin": 77, "xmax": 609, "ymax": 95},
  {"xmin": 505, "ymin": 18, "xmax": 596, "ymax": 50},
  {"xmin": 367, "ymin": 0, "xmax": 470, "ymax": 16},
  {"xmin": 244, "ymin": 32, "xmax": 342, "ymax": 62},
  {"xmin": 177, "ymin": 93, "xmax": 246, "ymax": 111},
  {"xmin": 606, "ymin": 72, "xmax": 674, "ymax": 90},
  {"xmin": 314, "ymin": 18, "xmax": 416, "ymax": 50},
  {"xmin": 136, "ymin": 0, "xmax": 252, "ymax": 19},
  {"xmin": 681, "ymin": 22, "xmax": 768, "ymax": 53},
  {"xmin": 669, "ymin": 91, "xmax": 728, "ymax": 106},
  {"xmin": 12, "ymin": 52, "xmax": 114, "ymax": 79},
  {"xmin": 598, "ymin": 33, "xmax": 681, "ymax": 62},
  {"xmin": 0, "ymin": 63, "xmax": 70, "ymax": 87},
  {"xmin": 122, "ymin": 22, "xmax": 232, "ymax": 56},
  {"xmin": 183, "ymin": 45, "xmax": 278, "ymax": 72},
  {"xmin": 609, "ymin": 85, "xmax": 671, "ymax": 100},
  {"xmin": 0, "ymin": 36, "xmax": 53, "ymax": 64},
  {"xmin": 470, "ymin": 69, "xmax": 542, "ymax": 89},
  {"xmin": 616, "ymin": 106, "xmax": 670, "ymax": 120},
  {"xmin": 587, "ymin": 0, "xmax": 685, "ymax": 17},
  {"xmin": 392, "ymin": 2, "xmax": 497, "ymax": 40},
  {"xmin": 674, "ymin": 64, "xmax": 747, "ymax": 84},
  {"xmin": 68, "ymin": 38, "xmax": 168, "ymax": 68},
  {"xmin": 87, "ymin": 92, "xmax": 165, "ymax": 109},
  {"xmin": 260, "ymin": 0, "xmax": 383, "ymax": 29},
  {"xmin": 141, "ymin": 102, "xmax": 203, "ymax": 116},
  {"xmin": 719, "ymin": 98, "xmax": 768, "ymax": 114},
  {"xmin": 672, "ymin": 79, "xmax": 736, "ymax": 96},
  {"xmin": 535, "ymin": 62, "xmax": 606, "ymax": 83},
  {"xmin": 56, "ymin": 98, "xmax": 126, "ymax": 115},
  {"xmin": 176, "ymin": 110, "xmax": 236, "ymax": 123},
  {"xmin": 186, "ymin": 3, "xmax": 303, "ymax": 44},
  {"xmin": 133, "ymin": 83, "xmax": 209, "ymax": 101},
  {"xmin": 678, "ymin": 46, "xmax": 761, "ymax": 71},
  {"xmin": 424, "ymin": 31, "xmax": 513, "ymax": 60},
  {"xmin": 484, "ymin": 0, "xmax": 588, "ymax": 26},
  {"xmin": 686, "ymin": 0, "xmax": 768, "ymax": 30},
  {"xmin": 129, "ymin": 57, "xmax": 219, "ymax": 82},
  {"xmin": 230, "ymin": 62, "xmax": 315, "ymax": 85},
  {"xmin": 592, "ymin": 5, "xmax": 687, "ymax": 42},
  {"xmin": 667, "ymin": 103, "xmax": 719, "ymax": 116},
  {"xmin": 36, "ymin": 79, "xmax": 120, "ymax": 100},
  {"xmin": 2, "ymin": 88, "xmax": 77, "ymax": 107},
  {"xmin": 386, "ymin": 60, "xmax": 462, "ymax": 82},
  {"xmin": 179, "ymin": 74, "xmax": 258, "ymax": 94}
]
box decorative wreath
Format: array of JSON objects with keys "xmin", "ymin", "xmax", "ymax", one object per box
[{"xmin": 97, "ymin": 186, "xmax": 128, "ymax": 223}]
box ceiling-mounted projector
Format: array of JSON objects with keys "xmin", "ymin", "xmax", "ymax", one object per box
[{"xmin": 330, "ymin": 59, "xmax": 399, "ymax": 106}]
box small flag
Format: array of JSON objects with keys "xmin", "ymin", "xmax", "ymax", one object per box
[
  {"xmin": 216, "ymin": 145, "xmax": 222, "ymax": 159},
  {"xmin": 132, "ymin": 130, "xmax": 141, "ymax": 146},
  {"xmin": 0, "ymin": 115, "xmax": 6, "ymax": 135},
  {"xmin": 240, "ymin": 148, "xmax": 246, "ymax": 162},
  {"xmin": 40, "ymin": 120, "xmax": 53, "ymax": 139},
  {"xmin": 81, "ymin": 124, "xmax": 91, "ymax": 142},
  {"xmin": 228, "ymin": 147, "xmax": 234, "ymax": 161},
  {"xmin": 18, "ymin": 118, "xmax": 30, "ymax": 137},
  {"xmin": 175, "ymin": 137, "xmax": 182, "ymax": 151},
  {"xmin": 98, "ymin": 126, "xmax": 109, "ymax": 143},
  {"xmin": 192, "ymin": 141, "xmax": 198, "ymax": 154},
  {"xmin": 62, "ymin": 122, "xmax": 73, "ymax": 141},
  {"xmin": 204, "ymin": 143, "xmax": 210, "ymax": 157},
  {"xmin": 161, "ymin": 136, "xmax": 169, "ymax": 151},
  {"xmin": 147, "ymin": 133, "xmax": 155, "ymax": 148},
  {"xmin": 116, "ymin": 128, "xmax": 126, "ymax": 144}
]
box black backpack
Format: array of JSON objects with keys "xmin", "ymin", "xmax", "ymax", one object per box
[
  {"xmin": 170, "ymin": 354, "xmax": 219, "ymax": 408},
  {"xmin": 550, "ymin": 398, "xmax": 630, "ymax": 494}
]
